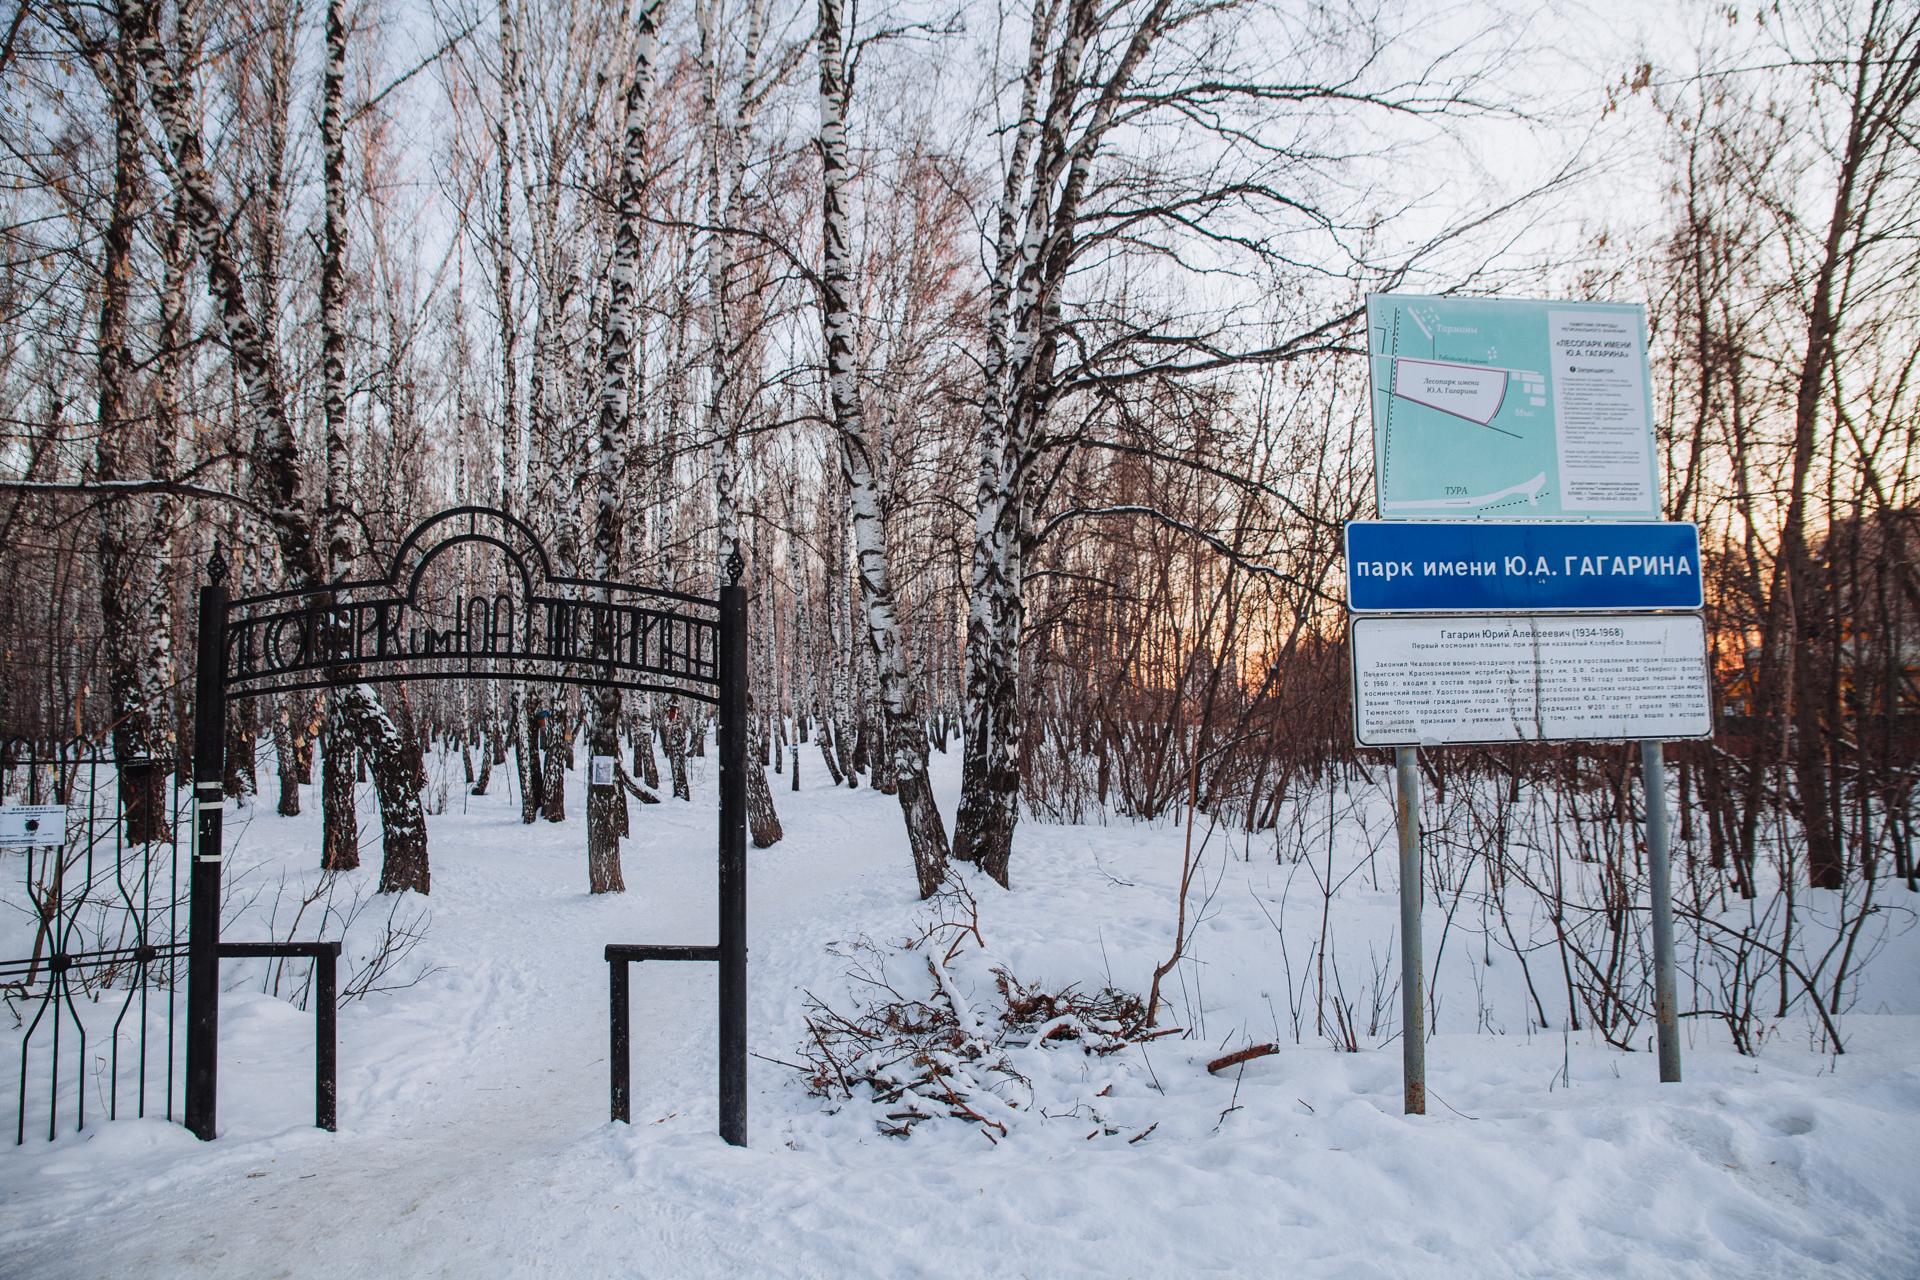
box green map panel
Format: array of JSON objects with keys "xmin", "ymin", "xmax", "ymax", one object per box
[{"xmin": 1366, "ymin": 294, "xmax": 1661, "ymax": 522}]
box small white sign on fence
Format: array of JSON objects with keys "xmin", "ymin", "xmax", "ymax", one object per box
[{"xmin": 0, "ymin": 804, "xmax": 68, "ymax": 849}]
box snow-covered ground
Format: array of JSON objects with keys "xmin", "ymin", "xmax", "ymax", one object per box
[{"xmin": 3, "ymin": 746, "xmax": 1917, "ymax": 1278}]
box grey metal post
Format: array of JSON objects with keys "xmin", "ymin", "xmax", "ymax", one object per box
[
  {"xmin": 1395, "ymin": 745, "xmax": 1425, "ymax": 1115},
  {"xmin": 1639, "ymin": 740, "xmax": 1681, "ymax": 1083}
]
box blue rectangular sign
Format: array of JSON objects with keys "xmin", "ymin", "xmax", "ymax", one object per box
[{"xmin": 1345, "ymin": 521, "xmax": 1702, "ymax": 613}]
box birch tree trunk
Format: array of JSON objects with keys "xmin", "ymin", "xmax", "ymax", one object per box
[
  {"xmin": 666, "ymin": 703, "xmax": 691, "ymax": 800},
  {"xmin": 320, "ymin": 0, "xmax": 360, "ymax": 870},
  {"xmin": 533, "ymin": 270, "xmax": 569, "ymax": 826},
  {"xmin": 785, "ymin": 524, "xmax": 809, "ymax": 791},
  {"xmin": 955, "ymin": 0, "xmax": 1170, "ymax": 886},
  {"xmin": 152, "ymin": 269, "xmax": 188, "ymax": 776},
  {"xmin": 128, "ymin": 0, "xmax": 317, "ymax": 585},
  {"xmin": 954, "ymin": 0, "xmax": 1074, "ymax": 883},
  {"xmin": 95, "ymin": 16, "xmax": 170, "ymax": 842},
  {"xmin": 150, "ymin": 173, "xmax": 190, "ymax": 794},
  {"xmin": 504, "ymin": 0, "xmax": 574, "ymax": 827},
  {"xmin": 130, "ymin": 0, "xmax": 429, "ymax": 890},
  {"xmin": 826, "ymin": 480, "xmax": 857, "ymax": 785},
  {"xmin": 816, "ymin": 0, "xmax": 948, "ymax": 897},
  {"xmin": 271, "ymin": 704, "xmax": 300, "ymax": 815},
  {"xmin": 585, "ymin": 0, "xmax": 666, "ymax": 895},
  {"xmin": 493, "ymin": 0, "xmax": 537, "ymax": 824},
  {"xmin": 697, "ymin": 0, "xmax": 781, "ymax": 847}
]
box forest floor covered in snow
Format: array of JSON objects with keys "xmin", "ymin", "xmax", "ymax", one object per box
[{"xmin": 3, "ymin": 747, "xmax": 1918, "ymax": 1278}]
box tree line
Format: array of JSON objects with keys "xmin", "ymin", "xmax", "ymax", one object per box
[{"xmin": 0, "ymin": 0, "xmax": 1913, "ymax": 912}]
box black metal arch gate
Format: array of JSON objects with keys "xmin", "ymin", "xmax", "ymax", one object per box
[{"xmin": 189, "ymin": 505, "xmax": 749, "ymax": 1145}]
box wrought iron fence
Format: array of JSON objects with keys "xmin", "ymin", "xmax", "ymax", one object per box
[{"xmin": 1, "ymin": 739, "xmax": 187, "ymax": 1143}]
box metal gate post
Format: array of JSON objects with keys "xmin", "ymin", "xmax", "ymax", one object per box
[
  {"xmin": 186, "ymin": 548, "xmax": 229, "ymax": 1140},
  {"xmin": 716, "ymin": 554, "xmax": 748, "ymax": 1147}
]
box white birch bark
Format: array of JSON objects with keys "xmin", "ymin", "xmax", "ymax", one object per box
[
  {"xmin": 321, "ymin": 0, "xmax": 352, "ymax": 588},
  {"xmin": 126, "ymin": 0, "xmax": 321, "ymax": 587},
  {"xmin": 697, "ymin": 0, "xmax": 782, "ymax": 845},
  {"xmin": 319, "ymin": 0, "xmax": 360, "ymax": 870},
  {"xmin": 504, "ymin": 0, "xmax": 572, "ymax": 822},
  {"xmin": 826, "ymin": 476, "xmax": 857, "ymax": 785},
  {"xmin": 816, "ymin": 0, "xmax": 948, "ymax": 897},
  {"xmin": 957, "ymin": 0, "xmax": 1175, "ymax": 885},
  {"xmin": 586, "ymin": 0, "xmax": 667, "ymax": 895},
  {"xmin": 492, "ymin": 0, "xmax": 538, "ymax": 824},
  {"xmin": 954, "ymin": 0, "xmax": 1064, "ymax": 876},
  {"xmin": 95, "ymin": 14, "xmax": 170, "ymax": 841},
  {"xmin": 144, "ymin": 184, "xmax": 189, "ymax": 780},
  {"xmin": 130, "ymin": 0, "xmax": 430, "ymax": 891},
  {"xmin": 784, "ymin": 522, "xmax": 809, "ymax": 791}
]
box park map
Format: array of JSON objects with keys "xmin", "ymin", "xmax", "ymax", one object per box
[{"xmin": 1366, "ymin": 294, "xmax": 1661, "ymax": 522}]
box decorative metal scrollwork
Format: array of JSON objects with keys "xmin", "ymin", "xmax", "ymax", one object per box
[{"xmin": 217, "ymin": 507, "xmax": 723, "ymax": 703}]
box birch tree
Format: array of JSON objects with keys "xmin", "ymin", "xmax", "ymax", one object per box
[
  {"xmin": 90, "ymin": 2, "xmax": 177, "ymax": 843},
  {"xmin": 816, "ymin": 0, "xmax": 948, "ymax": 895},
  {"xmin": 320, "ymin": 0, "xmax": 360, "ymax": 871},
  {"xmin": 952, "ymin": 0, "xmax": 1531, "ymax": 885},
  {"xmin": 697, "ymin": 0, "xmax": 784, "ymax": 847},
  {"xmin": 126, "ymin": 0, "xmax": 431, "ymax": 893},
  {"xmin": 585, "ymin": 0, "xmax": 667, "ymax": 895},
  {"xmin": 488, "ymin": 0, "xmax": 542, "ymax": 823}
]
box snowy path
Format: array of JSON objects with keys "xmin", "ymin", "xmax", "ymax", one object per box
[
  {"xmin": 0, "ymin": 756, "xmax": 902, "ymax": 1276},
  {"xmin": 3, "ymin": 751, "xmax": 1918, "ymax": 1278}
]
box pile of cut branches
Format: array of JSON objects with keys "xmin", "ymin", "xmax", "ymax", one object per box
[{"xmin": 797, "ymin": 878, "xmax": 1159, "ymax": 1141}]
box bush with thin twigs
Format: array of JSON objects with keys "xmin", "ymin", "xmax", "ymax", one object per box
[{"xmin": 797, "ymin": 878, "xmax": 1156, "ymax": 1142}]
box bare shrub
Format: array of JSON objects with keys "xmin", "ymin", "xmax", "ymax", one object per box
[{"xmin": 798, "ymin": 878, "xmax": 1152, "ymax": 1141}]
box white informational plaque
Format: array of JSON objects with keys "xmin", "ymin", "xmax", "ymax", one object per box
[
  {"xmin": 1351, "ymin": 613, "xmax": 1712, "ymax": 747},
  {"xmin": 0, "ymin": 804, "xmax": 68, "ymax": 849}
]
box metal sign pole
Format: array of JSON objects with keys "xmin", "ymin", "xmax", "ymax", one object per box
[
  {"xmin": 186, "ymin": 550, "xmax": 229, "ymax": 1140},
  {"xmin": 716, "ymin": 556, "xmax": 748, "ymax": 1147},
  {"xmin": 1639, "ymin": 740, "xmax": 1682, "ymax": 1083},
  {"xmin": 1395, "ymin": 745, "xmax": 1425, "ymax": 1115}
]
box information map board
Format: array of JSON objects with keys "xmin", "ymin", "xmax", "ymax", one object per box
[
  {"xmin": 1366, "ymin": 295, "xmax": 1661, "ymax": 522},
  {"xmin": 1351, "ymin": 297, "xmax": 1703, "ymax": 1098},
  {"xmin": 1351, "ymin": 294, "xmax": 1712, "ymax": 748}
]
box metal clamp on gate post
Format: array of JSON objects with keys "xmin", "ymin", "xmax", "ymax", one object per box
[{"xmin": 193, "ymin": 783, "xmax": 225, "ymax": 865}]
